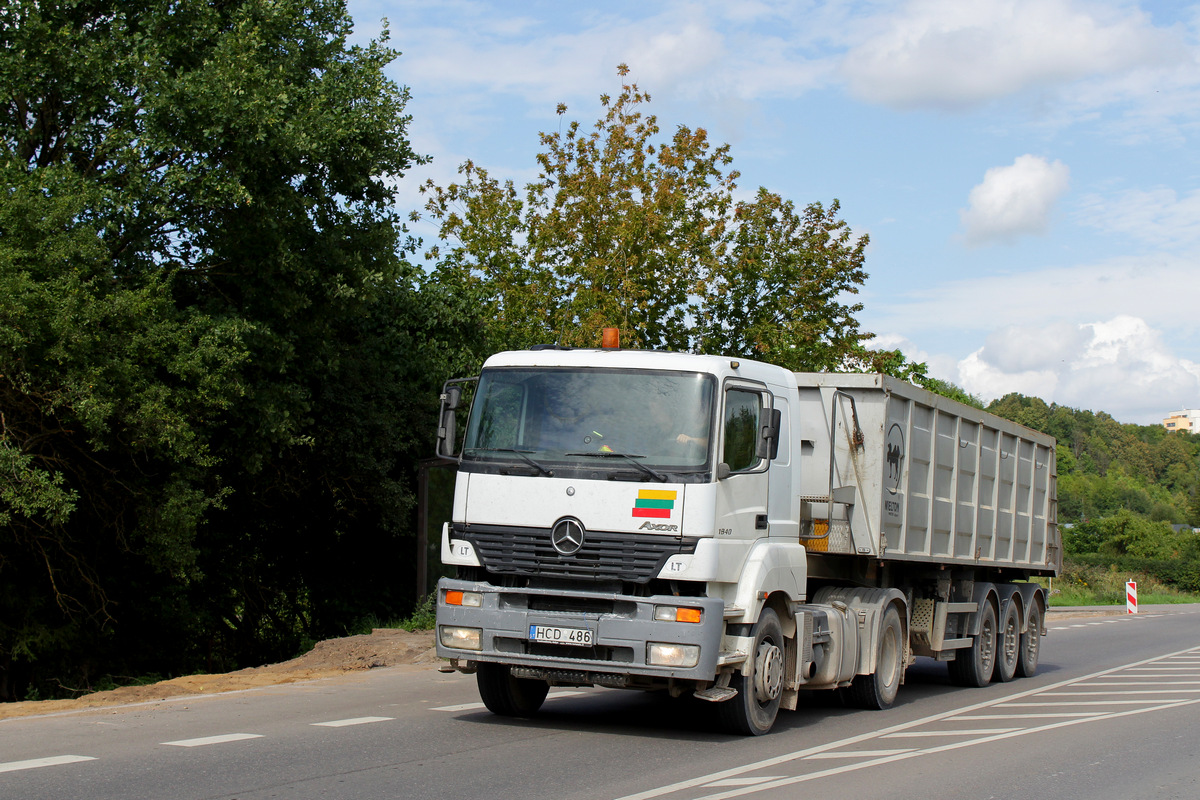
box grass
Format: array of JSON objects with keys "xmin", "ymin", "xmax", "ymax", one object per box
[
  {"xmin": 348, "ymin": 594, "xmax": 437, "ymax": 636},
  {"xmin": 1045, "ymin": 560, "xmax": 1200, "ymax": 607},
  {"xmin": 395, "ymin": 593, "xmax": 436, "ymax": 631}
]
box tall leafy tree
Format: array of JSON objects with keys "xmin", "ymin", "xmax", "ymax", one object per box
[
  {"xmin": 422, "ymin": 65, "xmax": 871, "ymax": 368},
  {"xmin": 0, "ymin": 0, "xmax": 446, "ymax": 698}
]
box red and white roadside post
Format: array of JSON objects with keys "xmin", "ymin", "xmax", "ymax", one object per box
[{"xmin": 1126, "ymin": 580, "xmax": 1138, "ymax": 614}]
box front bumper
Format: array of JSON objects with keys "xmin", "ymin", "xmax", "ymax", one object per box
[{"xmin": 435, "ymin": 577, "xmax": 724, "ymax": 683}]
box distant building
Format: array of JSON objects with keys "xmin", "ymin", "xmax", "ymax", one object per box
[{"xmin": 1163, "ymin": 408, "xmax": 1200, "ymax": 432}]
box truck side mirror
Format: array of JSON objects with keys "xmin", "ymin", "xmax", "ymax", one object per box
[
  {"xmin": 759, "ymin": 408, "xmax": 782, "ymax": 460},
  {"xmin": 437, "ymin": 383, "xmax": 467, "ymax": 460}
]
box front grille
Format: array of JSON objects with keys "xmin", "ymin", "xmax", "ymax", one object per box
[{"xmin": 457, "ymin": 523, "xmax": 697, "ymax": 583}]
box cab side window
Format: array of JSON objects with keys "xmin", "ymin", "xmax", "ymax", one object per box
[{"xmin": 723, "ymin": 389, "xmax": 762, "ymax": 472}]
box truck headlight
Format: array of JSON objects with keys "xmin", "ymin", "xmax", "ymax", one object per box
[
  {"xmin": 439, "ymin": 626, "xmax": 482, "ymax": 651},
  {"xmin": 648, "ymin": 643, "xmax": 700, "ymax": 668}
]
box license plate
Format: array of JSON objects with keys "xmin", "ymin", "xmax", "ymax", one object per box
[{"xmin": 528, "ymin": 624, "xmax": 594, "ymax": 646}]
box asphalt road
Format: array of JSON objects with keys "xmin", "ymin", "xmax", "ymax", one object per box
[{"xmin": 3, "ymin": 605, "xmax": 1199, "ymax": 800}]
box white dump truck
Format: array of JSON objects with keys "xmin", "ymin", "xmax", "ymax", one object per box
[{"xmin": 434, "ymin": 345, "xmax": 1059, "ymax": 734}]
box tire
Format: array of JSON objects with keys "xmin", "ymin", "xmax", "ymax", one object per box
[
  {"xmin": 718, "ymin": 608, "xmax": 785, "ymax": 736},
  {"xmin": 844, "ymin": 605, "xmax": 904, "ymax": 709},
  {"xmin": 1017, "ymin": 601, "xmax": 1043, "ymax": 678},
  {"xmin": 475, "ymin": 662, "xmax": 549, "ymax": 717},
  {"xmin": 994, "ymin": 601, "xmax": 1020, "ymax": 683},
  {"xmin": 948, "ymin": 601, "xmax": 997, "ymax": 688}
]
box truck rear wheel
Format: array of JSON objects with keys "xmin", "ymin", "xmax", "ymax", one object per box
[
  {"xmin": 476, "ymin": 663, "xmax": 549, "ymax": 717},
  {"xmin": 719, "ymin": 608, "xmax": 784, "ymax": 736},
  {"xmin": 1017, "ymin": 602, "xmax": 1042, "ymax": 678},
  {"xmin": 993, "ymin": 602, "xmax": 1020, "ymax": 683},
  {"xmin": 844, "ymin": 605, "xmax": 904, "ymax": 709},
  {"xmin": 948, "ymin": 601, "xmax": 997, "ymax": 688}
]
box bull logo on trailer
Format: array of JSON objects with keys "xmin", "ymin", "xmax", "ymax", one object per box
[{"xmin": 885, "ymin": 423, "xmax": 904, "ymax": 495}]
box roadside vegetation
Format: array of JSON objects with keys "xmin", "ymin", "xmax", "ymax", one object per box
[
  {"xmin": 1048, "ymin": 562, "xmax": 1200, "ymax": 607},
  {"xmin": 3, "ymin": 1, "xmax": 1197, "ymax": 702}
]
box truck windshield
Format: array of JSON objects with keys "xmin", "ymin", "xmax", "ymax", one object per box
[{"xmin": 462, "ymin": 367, "xmax": 715, "ymax": 477}]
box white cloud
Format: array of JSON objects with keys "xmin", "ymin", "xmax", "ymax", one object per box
[
  {"xmin": 1076, "ymin": 186, "xmax": 1200, "ymax": 249},
  {"xmin": 960, "ymin": 155, "xmax": 1070, "ymax": 245},
  {"xmin": 839, "ymin": 0, "xmax": 1185, "ymax": 111},
  {"xmin": 956, "ymin": 316, "xmax": 1200, "ymax": 423},
  {"xmin": 865, "ymin": 253, "xmax": 1200, "ymax": 347}
]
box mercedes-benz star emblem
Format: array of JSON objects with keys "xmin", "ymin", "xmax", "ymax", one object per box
[{"xmin": 551, "ymin": 518, "xmax": 585, "ymax": 556}]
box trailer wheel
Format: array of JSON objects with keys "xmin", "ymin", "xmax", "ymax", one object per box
[
  {"xmin": 476, "ymin": 663, "xmax": 549, "ymax": 717},
  {"xmin": 1017, "ymin": 602, "xmax": 1042, "ymax": 678},
  {"xmin": 719, "ymin": 608, "xmax": 784, "ymax": 736},
  {"xmin": 844, "ymin": 605, "xmax": 904, "ymax": 709},
  {"xmin": 948, "ymin": 601, "xmax": 997, "ymax": 688},
  {"xmin": 994, "ymin": 601, "xmax": 1020, "ymax": 683}
]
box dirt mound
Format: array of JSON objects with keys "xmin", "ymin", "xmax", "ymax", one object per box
[{"xmin": 0, "ymin": 628, "xmax": 438, "ymax": 721}]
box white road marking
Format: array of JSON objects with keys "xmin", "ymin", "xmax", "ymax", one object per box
[
  {"xmin": 684, "ymin": 699, "xmax": 1200, "ymax": 800},
  {"xmin": 311, "ymin": 716, "xmax": 394, "ymax": 727},
  {"xmin": 162, "ymin": 733, "xmax": 263, "ymax": 747},
  {"xmin": 955, "ymin": 712, "xmax": 1106, "ymax": 720},
  {"xmin": 1080, "ymin": 680, "xmax": 1200, "ymax": 686},
  {"xmin": 613, "ymin": 644, "xmax": 1200, "ymax": 800},
  {"xmin": 883, "ymin": 728, "xmax": 1020, "ymax": 737},
  {"xmin": 703, "ymin": 778, "xmax": 784, "ymax": 788},
  {"xmin": 1042, "ymin": 689, "xmax": 1200, "ymax": 695},
  {"xmin": 432, "ymin": 701, "xmax": 489, "ymax": 712},
  {"xmin": 433, "ymin": 690, "xmax": 584, "ymax": 712},
  {"xmin": 1002, "ymin": 700, "xmax": 1190, "ymax": 707},
  {"xmin": 0, "ymin": 755, "xmax": 96, "ymax": 774},
  {"xmin": 805, "ymin": 749, "xmax": 915, "ymax": 759}
]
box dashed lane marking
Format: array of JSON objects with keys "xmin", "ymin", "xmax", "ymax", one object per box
[
  {"xmin": 432, "ymin": 690, "xmax": 584, "ymax": 712},
  {"xmin": 162, "ymin": 733, "xmax": 264, "ymax": 748},
  {"xmin": 0, "ymin": 755, "xmax": 96, "ymax": 774},
  {"xmin": 311, "ymin": 716, "xmax": 394, "ymax": 727}
]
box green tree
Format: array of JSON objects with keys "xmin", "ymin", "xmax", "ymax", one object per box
[
  {"xmin": 422, "ymin": 66, "xmax": 872, "ymax": 370},
  {"xmin": 1, "ymin": 0, "xmax": 445, "ymax": 699},
  {"xmin": 1098, "ymin": 510, "xmax": 1184, "ymax": 560}
]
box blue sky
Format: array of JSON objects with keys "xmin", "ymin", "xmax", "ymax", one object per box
[{"xmin": 346, "ymin": 0, "xmax": 1200, "ymax": 425}]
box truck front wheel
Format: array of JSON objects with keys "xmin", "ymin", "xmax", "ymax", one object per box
[
  {"xmin": 719, "ymin": 608, "xmax": 784, "ymax": 736},
  {"xmin": 948, "ymin": 601, "xmax": 997, "ymax": 688},
  {"xmin": 476, "ymin": 663, "xmax": 549, "ymax": 717},
  {"xmin": 844, "ymin": 605, "xmax": 904, "ymax": 709}
]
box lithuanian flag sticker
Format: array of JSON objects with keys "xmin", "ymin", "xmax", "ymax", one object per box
[{"xmin": 632, "ymin": 489, "xmax": 677, "ymax": 519}]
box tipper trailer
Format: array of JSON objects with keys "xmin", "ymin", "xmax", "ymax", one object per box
[{"xmin": 434, "ymin": 346, "xmax": 1059, "ymax": 734}]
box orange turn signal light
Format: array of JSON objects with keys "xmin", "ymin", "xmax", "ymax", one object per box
[
  {"xmin": 676, "ymin": 607, "xmax": 702, "ymax": 624},
  {"xmin": 445, "ymin": 590, "xmax": 465, "ymax": 606}
]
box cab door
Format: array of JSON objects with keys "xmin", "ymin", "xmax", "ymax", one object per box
[{"xmin": 714, "ymin": 383, "xmax": 773, "ymax": 542}]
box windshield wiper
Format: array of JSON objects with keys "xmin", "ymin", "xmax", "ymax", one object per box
[
  {"xmin": 566, "ymin": 451, "xmax": 668, "ymax": 483},
  {"xmin": 465, "ymin": 448, "xmax": 554, "ymax": 477}
]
